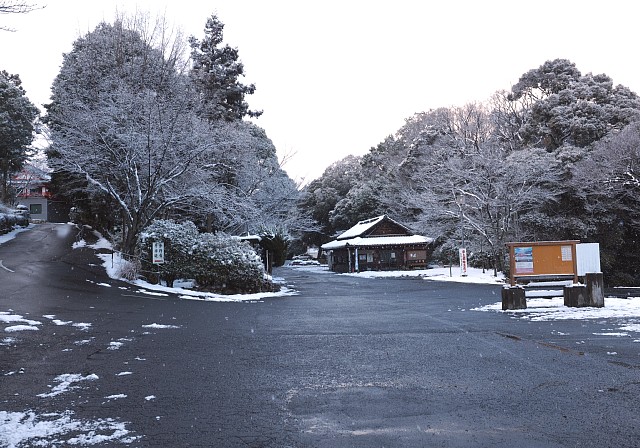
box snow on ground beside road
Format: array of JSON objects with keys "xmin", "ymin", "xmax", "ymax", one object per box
[
  {"xmin": 292, "ymin": 264, "xmax": 505, "ymax": 285},
  {"xmin": 474, "ymin": 297, "xmax": 640, "ymax": 340},
  {"xmin": 0, "ymin": 410, "xmax": 139, "ymax": 447},
  {"xmin": 475, "ymin": 296, "xmax": 640, "ymax": 321},
  {"xmin": 0, "ymin": 224, "xmax": 34, "ymax": 246},
  {"xmin": 343, "ymin": 266, "xmax": 505, "ymax": 284}
]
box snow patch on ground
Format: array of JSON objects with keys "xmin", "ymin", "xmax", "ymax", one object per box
[
  {"xmin": 4, "ymin": 325, "xmax": 39, "ymax": 333},
  {"xmin": 72, "ymin": 239, "xmax": 86, "ymax": 249},
  {"xmin": 37, "ymin": 373, "xmax": 99, "ymax": 398},
  {"xmin": 292, "ymin": 264, "xmax": 505, "ymax": 284},
  {"xmin": 0, "ymin": 313, "xmax": 41, "ymax": 327},
  {"xmin": 1, "ymin": 337, "xmax": 16, "ymax": 346},
  {"xmin": 142, "ymin": 323, "xmax": 180, "ymax": 329},
  {"xmin": 0, "ymin": 410, "xmax": 138, "ymax": 447},
  {"xmin": 341, "ymin": 266, "xmax": 505, "ymax": 284}
]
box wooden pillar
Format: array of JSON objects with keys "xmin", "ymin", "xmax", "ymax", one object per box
[
  {"xmin": 502, "ymin": 286, "xmax": 526, "ymax": 310},
  {"xmin": 564, "ymin": 284, "xmax": 588, "ymax": 307},
  {"xmin": 586, "ymin": 273, "xmax": 605, "ymax": 308}
]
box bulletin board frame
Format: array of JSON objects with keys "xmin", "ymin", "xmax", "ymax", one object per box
[{"xmin": 506, "ymin": 240, "xmax": 579, "ymax": 286}]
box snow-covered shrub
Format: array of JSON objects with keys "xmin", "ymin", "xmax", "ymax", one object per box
[
  {"xmin": 189, "ymin": 232, "xmax": 267, "ymax": 294},
  {"xmin": 139, "ymin": 220, "xmax": 199, "ymax": 287},
  {"xmin": 0, "ymin": 204, "xmax": 28, "ymax": 234},
  {"xmin": 139, "ymin": 219, "xmax": 274, "ymax": 294}
]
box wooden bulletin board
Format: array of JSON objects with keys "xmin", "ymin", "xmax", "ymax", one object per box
[{"xmin": 507, "ymin": 241, "xmax": 579, "ymax": 286}]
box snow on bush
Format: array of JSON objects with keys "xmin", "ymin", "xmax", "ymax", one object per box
[
  {"xmin": 0, "ymin": 204, "xmax": 29, "ymax": 234},
  {"xmin": 139, "ymin": 219, "xmax": 274, "ymax": 294},
  {"xmin": 189, "ymin": 232, "xmax": 266, "ymax": 294},
  {"xmin": 139, "ymin": 220, "xmax": 199, "ymax": 287}
]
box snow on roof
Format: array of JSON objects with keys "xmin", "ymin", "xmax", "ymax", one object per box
[
  {"xmin": 321, "ymin": 235, "xmax": 433, "ymax": 250},
  {"xmin": 336, "ymin": 215, "xmax": 395, "ymax": 240},
  {"xmin": 239, "ymin": 234, "xmax": 262, "ymax": 242}
]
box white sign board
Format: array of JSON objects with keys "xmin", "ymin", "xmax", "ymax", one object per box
[
  {"xmin": 576, "ymin": 243, "xmax": 600, "ymax": 276},
  {"xmin": 459, "ymin": 248, "xmax": 468, "ymax": 276},
  {"xmin": 152, "ymin": 241, "xmax": 165, "ymax": 264}
]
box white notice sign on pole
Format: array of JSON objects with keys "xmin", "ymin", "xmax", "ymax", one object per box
[
  {"xmin": 459, "ymin": 248, "xmax": 468, "ymax": 277},
  {"xmin": 152, "ymin": 241, "xmax": 165, "ymax": 264}
]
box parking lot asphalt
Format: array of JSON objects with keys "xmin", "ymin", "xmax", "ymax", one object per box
[{"xmin": 1, "ymin": 223, "xmax": 639, "ymax": 447}]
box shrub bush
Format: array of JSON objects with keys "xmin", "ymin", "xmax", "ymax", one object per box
[
  {"xmin": 139, "ymin": 219, "xmax": 274, "ymax": 294},
  {"xmin": 139, "ymin": 220, "xmax": 199, "ymax": 287},
  {"xmin": 0, "ymin": 204, "xmax": 29, "ymax": 234}
]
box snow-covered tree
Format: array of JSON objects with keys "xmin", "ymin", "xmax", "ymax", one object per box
[
  {"xmin": 46, "ymin": 15, "xmax": 304, "ymax": 258},
  {"xmin": 329, "ymin": 182, "xmax": 386, "ymax": 232},
  {"xmin": 189, "ymin": 13, "xmax": 261, "ymax": 122},
  {"xmin": 46, "ymin": 19, "xmax": 212, "ymax": 255},
  {"xmin": 572, "ymin": 122, "xmax": 640, "ymax": 284},
  {"xmin": 509, "ymin": 58, "xmax": 640, "ymax": 150},
  {"xmin": 297, "ymin": 155, "xmax": 362, "ymax": 246},
  {"xmin": 173, "ymin": 120, "xmax": 303, "ymax": 236},
  {"xmin": 0, "ymin": 70, "xmax": 38, "ymax": 204}
]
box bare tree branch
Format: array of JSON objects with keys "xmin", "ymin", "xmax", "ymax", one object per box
[{"xmin": 0, "ymin": 1, "xmax": 45, "ymax": 31}]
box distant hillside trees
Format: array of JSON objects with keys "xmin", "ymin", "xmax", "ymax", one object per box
[
  {"xmin": 299, "ymin": 59, "xmax": 640, "ymax": 284},
  {"xmin": 571, "ymin": 122, "xmax": 640, "ymax": 285},
  {"xmin": 297, "ymin": 155, "xmax": 362, "ymax": 247}
]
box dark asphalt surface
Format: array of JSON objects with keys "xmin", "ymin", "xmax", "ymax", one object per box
[{"xmin": 1, "ymin": 223, "xmax": 639, "ymax": 447}]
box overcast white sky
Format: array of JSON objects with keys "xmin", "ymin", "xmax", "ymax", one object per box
[{"xmin": 2, "ymin": 0, "xmax": 639, "ymax": 183}]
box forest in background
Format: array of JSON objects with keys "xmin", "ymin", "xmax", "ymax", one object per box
[
  {"xmin": 299, "ymin": 59, "xmax": 640, "ymax": 286},
  {"xmin": 4, "ymin": 7, "xmax": 640, "ymax": 286}
]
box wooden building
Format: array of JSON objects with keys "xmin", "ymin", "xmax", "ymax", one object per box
[
  {"xmin": 321, "ymin": 215, "xmax": 433, "ymax": 273},
  {"xmin": 12, "ymin": 163, "xmax": 51, "ymax": 221}
]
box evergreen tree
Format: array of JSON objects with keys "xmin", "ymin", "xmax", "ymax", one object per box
[
  {"xmin": 189, "ymin": 14, "xmax": 261, "ymax": 122},
  {"xmin": 297, "ymin": 155, "xmax": 362, "ymax": 247},
  {"xmin": 0, "ymin": 70, "xmax": 38, "ymax": 204},
  {"xmin": 509, "ymin": 58, "xmax": 640, "ymax": 150}
]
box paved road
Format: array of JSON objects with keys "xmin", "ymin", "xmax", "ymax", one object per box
[{"xmin": 1, "ymin": 223, "xmax": 639, "ymax": 447}]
